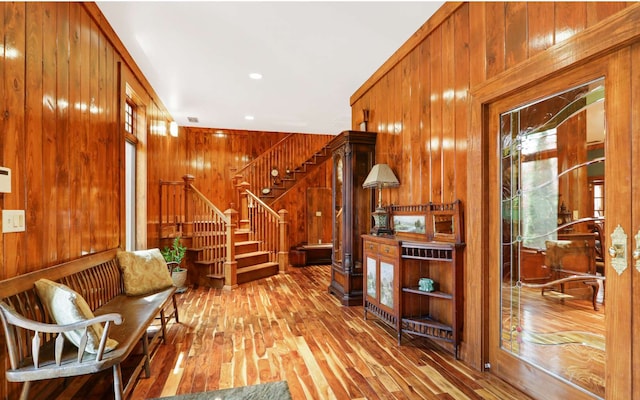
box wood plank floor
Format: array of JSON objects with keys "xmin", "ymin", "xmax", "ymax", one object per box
[{"xmin": 31, "ymin": 265, "xmax": 532, "ymax": 399}]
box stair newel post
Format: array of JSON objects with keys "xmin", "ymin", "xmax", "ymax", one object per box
[
  {"xmin": 232, "ymin": 174, "xmax": 243, "ymax": 211},
  {"xmin": 224, "ymin": 208, "xmax": 238, "ymax": 290},
  {"xmin": 182, "ymin": 174, "xmax": 195, "ymax": 237},
  {"xmin": 238, "ymin": 181, "xmax": 251, "ymax": 231},
  {"xmin": 278, "ymin": 209, "xmax": 289, "ymax": 274}
]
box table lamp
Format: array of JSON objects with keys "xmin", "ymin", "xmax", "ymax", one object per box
[{"xmin": 362, "ymin": 164, "xmax": 399, "ymax": 235}]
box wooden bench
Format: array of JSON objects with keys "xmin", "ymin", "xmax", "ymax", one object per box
[{"xmin": 0, "ymin": 248, "xmax": 179, "ymax": 400}]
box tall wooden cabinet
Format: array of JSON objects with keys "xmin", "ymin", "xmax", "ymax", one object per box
[{"xmin": 328, "ymin": 131, "xmax": 376, "ymax": 306}]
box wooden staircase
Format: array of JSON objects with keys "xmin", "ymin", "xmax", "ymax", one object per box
[
  {"xmin": 234, "ymin": 230, "xmax": 279, "ymax": 285},
  {"xmin": 258, "ymin": 144, "xmax": 332, "ymax": 204},
  {"xmin": 159, "ymin": 133, "xmax": 335, "ymax": 288}
]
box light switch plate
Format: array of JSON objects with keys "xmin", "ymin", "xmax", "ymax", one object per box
[{"xmin": 2, "ymin": 210, "xmax": 25, "ymax": 233}]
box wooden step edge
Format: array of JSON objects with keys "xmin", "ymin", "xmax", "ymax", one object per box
[
  {"xmin": 205, "ymin": 274, "xmax": 224, "ymax": 279},
  {"xmin": 235, "ymin": 250, "xmax": 270, "ymax": 259},
  {"xmin": 237, "ymin": 262, "xmax": 279, "ymax": 274},
  {"xmin": 236, "ymin": 240, "xmax": 260, "ymax": 246}
]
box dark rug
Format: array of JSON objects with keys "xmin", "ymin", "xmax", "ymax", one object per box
[{"xmin": 152, "ymin": 381, "xmax": 292, "ymax": 400}]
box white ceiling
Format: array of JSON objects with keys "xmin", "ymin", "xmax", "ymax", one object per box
[{"xmin": 96, "ymin": 1, "xmax": 443, "ymax": 135}]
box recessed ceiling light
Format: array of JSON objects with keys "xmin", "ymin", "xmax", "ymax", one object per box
[
  {"xmin": 244, "ymin": 115, "xmax": 255, "ymax": 120},
  {"xmin": 249, "ymin": 73, "xmax": 262, "ymax": 80}
]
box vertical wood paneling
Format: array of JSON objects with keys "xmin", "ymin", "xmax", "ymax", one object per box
[
  {"xmin": 56, "ymin": 2, "xmax": 71, "ymax": 261},
  {"xmin": 0, "ymin": 2, "xmax": 5, "ymax": 284},
  {"xmin": 25, "ymin": 3, "xmax": 44, "ymax": 271},
  {"xmin": 505, "ymin": 2, "xmax": 528, "ymax": 69},
  {"xmin": 419, "ymin": 40, "xmax": 431, "ymax": 205},
  {"xmin": 79, "ymin": 8, "xmax": 91, "ymax": 255},
  {"xmin": 3, "ymin": 3, "xmax": 26, "ymax": 278},
  {"xmin": 587, "ymin": 2, "xmax": 629, "ymax": 27},
  {"xmin": 69, "ymin": 3, "xmax": 82, "ymax": 259},
  {"xmin": 441, "ymin": 17, "xmax": 455, "ymax": 203},
  {"xmin": 555, "ymin": 2, "xmax": 586, "ymax": 43},
  {"xmin": 43, "ymin": 2, "xmax": 58, "ymax": 263},
  {"xmin": 408, "ymin": 46, "xmax": 421, "ymax": 205},
  {"xmin": 528, "ymin": 2, "xmax": 555, "ymax": 58},
  {"xmin": 454, "ymin": 4, "xmax": 469, "ymax": 211},
  {"xmin": 485, "ymin": 2, "xmax": 506, "ymax": 79},
  {"xmin": 429, "ymin": 26, "xmax": 443, "ymax": 203}
]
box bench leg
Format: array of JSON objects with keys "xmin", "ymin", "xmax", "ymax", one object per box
[
  {"xmin": 142, "ymin": 333, "xmax": 151, "ymax": 378},
  {"xmin": 19, "ymin": 381, "xmax": 30, "ymax": 400},
  {"xmin": 160, "ymin": 309, "xmax": 167, "ymax": 343},
  {"xmin": 172, "ymin": 294, "xmax": 180, "ymax": 324},
  {"xmin": 113, "ymin": 364, "xmax": 124, "ymax": 400}
]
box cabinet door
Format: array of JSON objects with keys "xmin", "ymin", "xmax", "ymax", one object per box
[
  {"xmin": 378, "ymin": 259, "xmax": 395, "ymax": 310},
  {"xmin": 365, "ymin": 255, "xmax": 377, "ymax": 300}
]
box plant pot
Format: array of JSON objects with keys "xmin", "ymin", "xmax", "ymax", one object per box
[{"xmin": 171, "ymin": 269, "xmax": 188, "ymax": 293}]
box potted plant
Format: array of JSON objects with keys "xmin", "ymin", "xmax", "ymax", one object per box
[{"xmin": 161, "ymin": 236, "xmax": 188, "ymax": 293}]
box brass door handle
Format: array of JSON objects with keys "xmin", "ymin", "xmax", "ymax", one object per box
[{"xmin": 610, "ymin": 225, "xmax": 628, "ymax": 276}]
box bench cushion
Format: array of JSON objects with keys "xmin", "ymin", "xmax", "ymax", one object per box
[
  {"xmin": 34, "ymin": 279, "xmax": 119, "ymax": 354},
  {"xmin": 117, "ymin": 249, "xmax": 173, "ymax": 296}
]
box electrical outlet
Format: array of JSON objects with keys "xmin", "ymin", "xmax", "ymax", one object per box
[{"xmin": 2, "ymin": 210, "xmax": 25, "ymax": 233}]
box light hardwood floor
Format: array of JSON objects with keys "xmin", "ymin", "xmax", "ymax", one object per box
[{"xmin": 32, "ymin": 265, "xmax": 532, "ymax": 399}]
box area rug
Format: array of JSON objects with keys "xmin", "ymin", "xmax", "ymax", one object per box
[{"xmin": 152, "ymin": 381, "xmax": 292, "ymax": 400}]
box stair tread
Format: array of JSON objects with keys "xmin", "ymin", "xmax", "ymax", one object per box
[
  {"xmin": 237, "ymin": 261, "xmax": 279, "ymax": 274},
  {"xmin": 236, "ymin": 240, "xmax": 260, "ymax": 246},
  {"xmin": 235, "ymin": 250, "xmax": 270, "ymax": 259}
]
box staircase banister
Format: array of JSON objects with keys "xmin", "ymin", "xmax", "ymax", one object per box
[
  {"xmin": 235, "ymin": 133, "xmax": 294, "ymax": 177},
  {"xmin": 188, "ymin": 184, "xmax": 229, "ymax": 223},
  {"xmin": 245, "ymin": 190, "xmax": 281, "ymax": 220}
]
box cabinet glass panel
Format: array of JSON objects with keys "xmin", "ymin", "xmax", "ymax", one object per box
[
  {"xmin": 333, "ymin": 156, "xmax": 343, "ymax": 266},
  {"xmin": 366, "ymin": 257, "xmax": 377, "ymax": 298},
  {"xmin": 380, "ymin": 261, "xmax": 394, "ymax": 308}
]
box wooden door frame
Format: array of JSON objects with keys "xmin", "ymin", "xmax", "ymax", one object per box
[{"xmin": 468, "ymin": 4, "xmax": 640, "ymax": 398}]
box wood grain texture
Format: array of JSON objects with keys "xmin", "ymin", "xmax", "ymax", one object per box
[
  {"xmin": 350, "ymin": 2, "xmax": 636, "ymax": 373},
  {"xmin": 26, "ymin": 265, "xmax": 533, "ymax": 400}
]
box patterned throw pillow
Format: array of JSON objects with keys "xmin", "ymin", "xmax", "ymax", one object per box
[
  {"xmin": 34, "ymin": 279, "xmax": 119, "ymax": 354},
  {"xmin": 116, "ymin": 248, "xmax": 173, "ymax": 296}
]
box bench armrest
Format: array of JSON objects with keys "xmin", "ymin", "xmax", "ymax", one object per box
[{"xmin": 0, "ymin": 301, "xmax": 123, "ymax": 370}]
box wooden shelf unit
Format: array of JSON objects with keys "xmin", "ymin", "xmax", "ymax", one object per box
[{"xmin": 363, "ymin": 236, "xmax": 465, "ymax": 358}]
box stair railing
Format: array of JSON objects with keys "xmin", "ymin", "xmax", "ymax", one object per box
[
  {"xmin": 240, "ymin": 185, "xmax": 289, "ymax": 274},
  {"xmin": 235, "ymin": 133, "xmax": 334, "ymax": 196},
  {"xmin": 160, "ymin": 175, "xmax": 237, "ymax": 288}
]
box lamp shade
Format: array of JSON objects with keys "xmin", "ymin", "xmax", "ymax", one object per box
[{"xmin": 362, "ymin": 164, "xmax": 399, "ymax": 189}]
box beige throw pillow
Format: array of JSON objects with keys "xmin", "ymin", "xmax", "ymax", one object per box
[
  {"xmin": 34, "ymin": 279, "xmax": 118, "ymax": 354},
  {"xmin": 117, "ymin": 248, "xmax": 173, "ymax": 296}
]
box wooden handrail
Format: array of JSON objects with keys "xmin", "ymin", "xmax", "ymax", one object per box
[
  {"xmin": 246, "ymin": 190, "xmax": 280, "ymax": 220},
  {"xmin": 188, "ymin": 184, "xmax": 229, "ymax": 223},
  {"xmin": 234, "ymin": 133, "xmax": 334, "ymax": 196}
]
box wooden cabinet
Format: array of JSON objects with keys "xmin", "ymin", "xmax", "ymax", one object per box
[
  {"xmin": 328, "ymin": 131, "xmax": 376, "ymax": 306},
  {"xmin": 363, "ymin": 234, "xmax": 465, "ymax": 358},
  {"xmin": 363, "ymin": 235, "xmax": 401, "ymax": 332}
]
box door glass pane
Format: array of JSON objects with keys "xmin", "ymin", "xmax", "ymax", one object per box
[{"xmin": 500, "ymin": 79, "xmax": 606, "ymax": 398}]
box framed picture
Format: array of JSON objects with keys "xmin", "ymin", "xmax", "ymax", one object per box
[{"xmin": 392, "ymin": 211, "xmax": 428, "ymax": 240}]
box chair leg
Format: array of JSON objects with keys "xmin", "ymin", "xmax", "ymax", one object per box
[
  {"xmin": 113, "ymin": 364, "xmax": 124, "ymax": 400},
  {"xmin": 160, "ymin": 309, "xmax": 167, "ymax": 343}
]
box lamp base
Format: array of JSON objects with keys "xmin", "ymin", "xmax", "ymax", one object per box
[{"xmin": 371, "ymin": 207, "xmax": 393, "ymax": 236}]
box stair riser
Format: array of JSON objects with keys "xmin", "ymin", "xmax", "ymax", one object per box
[
  {"xmin": 237, "ymin": 254, "xmax": 270, "ymax": 268},
  {"xmin": 236, "ymin": 242, "xmax": 259, "ymax": 255},
  {"xmin": 237, "ymin": 265, "xmax": 279, "ymax": 285}
]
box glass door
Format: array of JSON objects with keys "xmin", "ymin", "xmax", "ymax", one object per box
[{"xmin": 498, "ymin": 79, "xmax": 605, "ymax": 397}]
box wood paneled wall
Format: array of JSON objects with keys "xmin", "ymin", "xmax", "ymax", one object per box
[
  {"xmin": 146, "ymin": 126, "xmax": 331, "ymax": 248},
  {"xmin": 1, "ymin": 2, "xmax": 137, "ymax": 278},
  {"xmin": 350, "ymin": 1, "xmax": 631, "ymax": 368}
]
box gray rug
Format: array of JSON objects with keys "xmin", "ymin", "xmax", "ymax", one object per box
[{"xmin": 152, "ymin": 381, "xmax": 292, "ymax": 400}]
